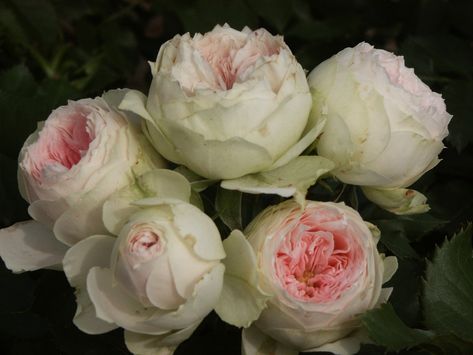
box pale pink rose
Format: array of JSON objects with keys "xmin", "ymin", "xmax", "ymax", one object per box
[
  {"xmin": 241, "ymin": 200, "xmax": 396, "ymax": 353},
  {"xmin": 122, "ymin": 24, "xmax": 313, "ymax": 180},
  {"xmin": 308, "ymin": 42, "xmax": 452, "ymax": 189},
  {"xmin": 0, "ymin": 91, "xmax": 165, "ymax": 273}
]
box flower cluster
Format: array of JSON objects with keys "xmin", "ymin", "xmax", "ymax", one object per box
[{"xmin": 0, "ymin": 24, "xmax": 450, "ymax": 355}]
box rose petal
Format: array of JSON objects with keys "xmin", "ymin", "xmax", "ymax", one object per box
[{"xmin": 0, "ymin": 220, "xmax": 68, "ymax": 272}]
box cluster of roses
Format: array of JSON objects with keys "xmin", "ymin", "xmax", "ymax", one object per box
[{"xmin": 0, "ymin": 25, "xmax": 451, "ymax": 355}]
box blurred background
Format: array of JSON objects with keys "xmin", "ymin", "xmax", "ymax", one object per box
[{"xmin": 1, "ymin": 0, "xmax": 472, "ymax": 354}]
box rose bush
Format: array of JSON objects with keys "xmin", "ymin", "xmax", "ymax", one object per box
[
  {"xmin": 0, "ymin": 90, "xmax": 165, "ymax": 272},
  {"xmin": 217, "ymin": 200, "xmax": 396, "ymax": 354},
  {"xmin": 120, "ymin": 24, "xmax": 317, "ymax": 180},
  {"xmin": 62, "ymin": 169, "xmax": 226, "ymax": 354}
]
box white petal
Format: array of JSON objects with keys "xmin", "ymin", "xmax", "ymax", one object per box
[
  {"xmin": 145, "ymin": 254, "xmax": 185, "ymax": 310},
  {"xmin": 119, "ymin": 89, "xmax": 154, "ymax": 122},
  {"xmin": 362, "ymin": 187, "xmax": 430, "ymax": 215},
  {"xmin": 382, "ymin": 256, "xmax": 398, "ymax": 284},
  {"xmin": 145, "ymin": 264, "xmax": 224, "ymax": 330},
  {"xmin": 63, "ymin": 235, "xmax": 117, "ymax": 334},
  {"xmin": 28, "ymin": 198, "xmax": 68, "ymax": 229},
  {"xmin": 215, "ymin": 231, "xmax": 270, "ymax": 328},
  {"xmin": 167, "ymin": 233, "xmax": 216, "ymax": 299},
  {"xmin": 0, "ymin": 220, "xmax": 68, "ymax": 272},
  {"xmin": 87, "ymin": 267, "xmax": 169, "ymax": 335},
  {"xmin": 124, "ymin": 322, "xmax": 200, "ymax": 355},
  {"xmin": 222, "ymin": 156, "xmax": 334, "ymax": 205},
  {"xmin": 242, "ymin": 326, "xmax": 298, "ymax": 355},
  {"xmin": 303, "ymin": 329, "xmax": 368, "ymax": 355},
  {"xmin": 63, "ymin": 235, "xmax": 115, "ymax": 286},
  {"xmin": 169, "ymin": 201, "xmax": 225, "ymax": 261}
]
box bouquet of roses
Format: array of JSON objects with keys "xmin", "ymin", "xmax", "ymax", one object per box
[{"xmin": 0, "ymin": 24, "xmax": 455, "ymax": 355}]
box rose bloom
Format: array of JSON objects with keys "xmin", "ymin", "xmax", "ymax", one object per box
[
  {"xmin": 0, "ymin": 91, "xmax": 165, "ymax": 272},
  {"xmin": 308, "ymin": 42, "xmax": 451, "ymax": 188},
  {"xmin": 63, "ymin": 171, "xmax": 225, "ymax": 354},
  {"xmin": 121, "ymin": 24, "xmax": 312, "ymax": 180},
  {"xmin": 241, "ymin": 200, "xmax": 396, "ymax": 353}
]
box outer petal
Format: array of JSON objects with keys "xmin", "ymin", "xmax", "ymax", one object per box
[
  {"xmin": 303, "ymin": 329, "xmax": 368, "ymax": 355},
  {"xmin": 215, "ymin": 230, "xmax": 270, "ymax": 328},
  {"xmin": 242, "ymin": 325, "xmax": 298, "ymax": 355},
  {"xmin": 63, "ymin": 235, "xmax": 117, "ymax": 334},
  {"xmin": 221, "ymin": 156, "xmax": 334, "ymax": 205},
  {"xmin": 143, "ymin": 264, "xmax": 224, "ymax": 330},
  {"xmin": 28, "ymin": 198, "xmax": 68, "ymax": 229},
  {"xmin": 124, "ymin": 322, "xmax": 200, "ymax": 355},
  {"xmin": 54, "ymin": 161, "xmax": 133, "ymax": 245},
  {"xmin": 362, "ymin": 187, "xmax": 430, "ymax": 215},
  {"xmin": 87, "ymin": 266, "xmax": 169, "ymax": 335},
  {"xmin": 0, "ymin": 220, "xmax": 68, "ymax": 272},
  {"xmin": 103, "ymin": 169, "xmax": 192, "ymax": 235}
]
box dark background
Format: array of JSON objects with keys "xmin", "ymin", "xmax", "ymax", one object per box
[{"xmin": 1, "ymin": 0, "xmax": 473, "ymax": 354}]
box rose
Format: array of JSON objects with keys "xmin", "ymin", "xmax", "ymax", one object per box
[
  {"xmin": 217, "ymin": 200, "xmax": 396, "ymax": 354},
  {"xmin": 62, "ymin": 170, "xmax": 225, "ymax": 354},
  {"xmin": 120, "ymin": 24, "xmax": 313, "ymax": 180},
  {"xmin": 0, "ymin": 90, "xmax": 165, "ymax": 272},
  {"xmin": 307, "ymin": 43, "xmax": 451, "ymax": 213}
]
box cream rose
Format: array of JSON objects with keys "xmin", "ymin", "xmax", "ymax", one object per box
[
  {"xmin": 0, "ymin": 90, "xmax": 165, "ymax": 272},
  {"xmin": 120, "ymin": 24, "xmax": 315, "ymax": 180},
  {"xmin": 308, "ymin": 43, "xmax": 452, "ymax": 214},
  {"xmin": 217, "ymin": 200, "xmax": 396, "ymax": 354},
  {"xmin": 62, "ymin": 170, "xmax": 225, "ymax": 354}
]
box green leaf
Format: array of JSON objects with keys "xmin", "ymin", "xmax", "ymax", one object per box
[
  {"xmin": 215, "ymin": 187, "xmax": 243, "ymax": 231},
  {"xmin": 4, "ymin": 0, "xmax": 60, "ymax": 48},
  {"xmin": 362, "ymin": 303, "xmax": 434, "ymax": 351},
  {"xmin": 372, "ymin": 219, "xmax": 420, "ymax": 259},
  {"xmin": 423, "ymin": 223, "xmax": 473, "ymax": 342}
]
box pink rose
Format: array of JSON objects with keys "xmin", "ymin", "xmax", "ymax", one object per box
[
  {"xmin": 217, "ymin": 200, "xmax": 397, "ymax": 354},
  {"xmin": 0, "ymin": 90, "xmax": 165, "ymax": 272}
]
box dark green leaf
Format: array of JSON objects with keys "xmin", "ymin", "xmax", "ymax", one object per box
[
  {"xmin": 215, "ymin": 187, "xmax": 243, "ymax": 231},
  {"xmin": 424, "ymin": 224, "xmax": 473, "ymax": 342},
  {"xmin": 372, "ymin": 219, "xmax": 419, "ymax": 259},
  {"xmin": 362, "ymin": 303, "xmax": 434, "ymax": 351}
]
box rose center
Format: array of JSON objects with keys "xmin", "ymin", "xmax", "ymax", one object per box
[
  {"xmin": 129, "ymin": 229, "xmax": 163, "ymax": 262},
  {"xmin": 24, "ymin": 109, "xmax": 94, "ymax": 181},
  {"xmin": 275, "ymin": 216, "xmax": 363, "ymax": 303}
]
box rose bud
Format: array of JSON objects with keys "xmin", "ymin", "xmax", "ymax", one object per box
[
  {"xmin": 62, "ymin": 170, "xmax": 225, "ymax": 353},
  {"xmin": 0, "ymin": 90, "xmax": 165, "ymax": 272},
  {"xmin": 216, "ymin": 200, "xmax": 397, "ymax": 354},
  {"xmin": 308, "ymin": 43, "xmax": 452, "ymax": 214},
  {"xmin": 120, "ymin": 24, "xmax": 316, "ymax": 180}
]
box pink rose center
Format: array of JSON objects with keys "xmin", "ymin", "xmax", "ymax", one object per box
[
  {"xmin": 25, "ymin": 108, "xmax": 94, "ymax": 181},
  {"xmin": 195, "ymin": 29, "xmax": 281, "ymax": 90},
  {"xmin": 274, "ymin": 209, "xmax": 364, "ymax": 303},
  {"xmin": 129, "ymin": 228, "xmax": 162, "ymax": 261}
]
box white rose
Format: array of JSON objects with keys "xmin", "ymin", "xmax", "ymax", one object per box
[
  {"xmin": 216, "ymin": 200, "xmax": 397, "ymax": 355},
  {"xmin": 308, "ymin": 43, "xmax": 452, "ymax": 213},
  {"xmin": 120, "ymin": 24, "xmax": 314, "ymax": 180},
  {"xmin": 0, "ymin": 90, "xmax": 165, "ymax": 272},
  {"xmin": 62, "ymin": 170, "xmax": 225, "ymax": 354}
]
